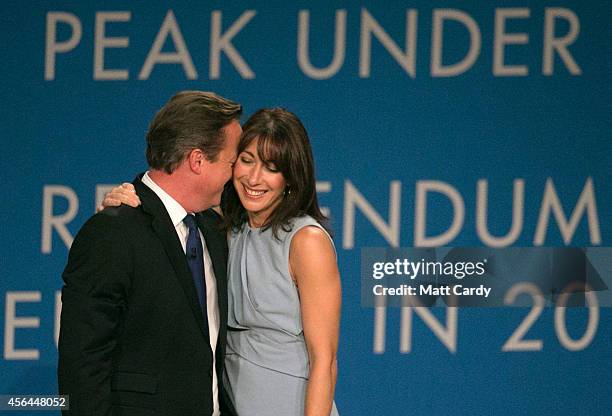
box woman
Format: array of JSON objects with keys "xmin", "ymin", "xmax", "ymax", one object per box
[{"xmin": 102, "ymin": 108, "xmax": 341, "ymax": 415}]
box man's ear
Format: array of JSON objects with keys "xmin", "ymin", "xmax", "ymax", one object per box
[{"xmin": 187, "ymin": 149, "xmax": 205, "ymax": 174}]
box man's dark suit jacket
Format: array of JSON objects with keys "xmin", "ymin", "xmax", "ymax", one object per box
[{"xmin": 58, "ymin": 177, "xmax": 236, "ymax": 416}]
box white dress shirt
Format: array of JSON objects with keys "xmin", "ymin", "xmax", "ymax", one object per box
[{"xmin": 142, "ymin": 172, "xmax": 220, "ymax": 416}]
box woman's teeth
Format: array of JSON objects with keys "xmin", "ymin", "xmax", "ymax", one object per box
[{"xmin": 245, "ymin": 186, "xmax": 265, "ymax": 196}]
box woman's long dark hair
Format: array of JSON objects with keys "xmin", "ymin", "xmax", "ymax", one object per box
[{"xmin": 222, "ymin": 108, "xmax": 330, "ymax": 238}]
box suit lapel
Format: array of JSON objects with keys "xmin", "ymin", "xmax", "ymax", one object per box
[{"xmin": 134, "ymin": 177, "xmax": 210, "ymax": 340}]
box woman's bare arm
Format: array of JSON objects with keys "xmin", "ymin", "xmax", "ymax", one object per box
[{"xmin": 290, "ymin": 226, "xmax": 341, "ymax": 416}]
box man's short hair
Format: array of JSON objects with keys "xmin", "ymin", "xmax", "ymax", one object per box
[{"xmin": 146, "ymin": 91, "xmax": 242, "ymax": 173}]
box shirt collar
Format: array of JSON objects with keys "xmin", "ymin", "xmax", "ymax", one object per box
[{"xmin": 141, "ymin": 171, "xmax": 189, "ymax": 228}]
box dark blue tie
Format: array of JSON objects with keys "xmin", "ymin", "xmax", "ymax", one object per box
[{"xmin": 183, "ymin": 214, "xmax": 208, "ymax": 320}]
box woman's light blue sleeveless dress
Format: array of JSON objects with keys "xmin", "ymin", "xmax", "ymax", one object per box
[{"xmin": 223, "ymin": 215, "xmax": 339, "ymax": 415}]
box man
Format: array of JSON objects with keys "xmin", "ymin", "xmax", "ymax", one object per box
[{"xmin": 58, "ymin": 91, "xmax": 242, "ymax": 415}]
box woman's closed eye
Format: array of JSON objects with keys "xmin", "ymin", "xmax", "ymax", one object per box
[{"xmin": 264, "ymin": 163, "xmax": 279, "ymax": 173}]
